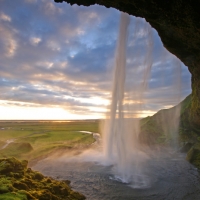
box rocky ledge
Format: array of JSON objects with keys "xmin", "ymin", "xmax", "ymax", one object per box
[{"xmin": 0, "ymin": 157, "xmax": 85, "ymax": 200}]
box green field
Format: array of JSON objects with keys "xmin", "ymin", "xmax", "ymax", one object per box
[{"xmin": 0, "ymin": 120, "xmax": 99, "ymax": 164}]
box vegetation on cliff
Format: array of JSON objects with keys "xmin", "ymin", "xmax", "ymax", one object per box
[
  {"xmin": 0, "ymin": 157, "xmax": 85, "ymax": 200},
  {"xmin": 140, "ymin": 95, "xmax": 191, "ymax": 145},
  {"xmin": 140, "ymin": 94, "xmax": 200, "ymax": 168}
]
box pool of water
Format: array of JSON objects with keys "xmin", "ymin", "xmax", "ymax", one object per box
[{"xmin": 33, "ymin": 149, "xmax": 200, "ymax": 200}]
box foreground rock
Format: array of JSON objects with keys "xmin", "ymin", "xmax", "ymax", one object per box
[{"xmin": 0, "ymin": 157, "xmax": 85, "ymax": 200}]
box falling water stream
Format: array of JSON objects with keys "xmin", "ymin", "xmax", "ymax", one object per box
[
  {"xmin": 103, "ymin": 12, "xmax": 154, "ymax": 187},
  {"xmin": 33, "ymin": 12, "xmax": 200, "ymax": 200}
]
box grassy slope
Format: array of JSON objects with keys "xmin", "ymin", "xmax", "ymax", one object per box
[
  {"xmin": 140, "ymin": 94, "xmax": 192, "ymax": 145},
  {"xmin": 140, "ymin": 94, "xmax": 200, "ymax": 168},
  {"xmin": 0, "ymin": 120, "xmax": 99, "ymax": 162}
]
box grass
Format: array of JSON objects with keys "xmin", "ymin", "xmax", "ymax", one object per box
[
  {"xmin": 0, "ymin": 120, "xmax": 99, "ymax": 162},
  {"xmin": 0, "ymin": 193, "xmax": 27, "ymax": 200},
  {"xmin": 0, "ymin": 130, "xmax": 33, "ymax": 140},
  {"xmin": 0, "ymin": 143, "xmax": 33, "ymax": 158},
  {"xmin": 140, "ymin": 94, "xmax": 193, "ymax": 145}
]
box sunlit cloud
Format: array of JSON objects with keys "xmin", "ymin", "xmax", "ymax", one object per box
[
  {"xmin": 0, "ymin": 26, "xmax": 17, "ymax": 57},
  {"xmin": 0, "ymin": 12, "xmax": 11, "ymax": 22},
  {"xmin": 30, "ymin": 37, "xmax": 42, "ymax": 46},
  {"xmin": 0, "ymin": 0, "xmax": 191, "ymax": 120},
  {"xmin": 42, "ymin": 1, "xmax": 63, "ymax": 16},
  {"xmin": 46, "ymin": 40, "xmax": 61, "ymax": 51}
]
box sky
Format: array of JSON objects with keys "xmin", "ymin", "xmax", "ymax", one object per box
[{"xmin": 0, "ymin": 0, "xmax": 191, "ymax": 120}]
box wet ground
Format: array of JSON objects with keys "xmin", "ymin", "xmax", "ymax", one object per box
[{"xmin": 33, "ymin": 148, "xmax": 200, "ymax": 200}]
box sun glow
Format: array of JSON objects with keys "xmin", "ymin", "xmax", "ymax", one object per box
[
  {"xmin": 0, "ymin": 101, "xmax": 98, "ymax": 120},
  {"xmin": 0, "ymin": 99, "xmax": 155, "ymax": 120}
]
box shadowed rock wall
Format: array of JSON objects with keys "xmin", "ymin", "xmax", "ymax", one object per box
[{"xmin": 54, "ymin": 0, "xmax": 200, "ymax": 129}]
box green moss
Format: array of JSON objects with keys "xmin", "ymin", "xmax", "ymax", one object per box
[
  {"xmin": 140, "ymin": 113, "xmax": 166, "ymax": 145},
  {"xmin": 13, "ymin": 181, "xmax": 29, "ymax": 190},
  {"xmin": 156, "ymin": 135, "xmax": 167, "ymax": 144},
  {"xmin": 0, "ymin": 192, "xmax": 27, "ymax": 200},
  {"xmin": 0, "ymin": 158, "xmax": 85, "ymax": 200},
  {"xmin": 0, "ymin": 177, "xmax": 12, "ymax": 194}
]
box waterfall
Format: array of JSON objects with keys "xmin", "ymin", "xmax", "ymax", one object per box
[
  {"xmin": 103, "ymin": 12, "xmax": 154, "ymax": 187},
  {"xmin": 102, "ymin": 11, "xmax": 182, "ymax": 187}
]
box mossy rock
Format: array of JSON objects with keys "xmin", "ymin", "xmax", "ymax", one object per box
[
  {"xmin": 0, "ymin": 157, "xmax": 26, "ymax": 174},
  {"xmin": 0, "ymin": 158, "xmax": 86, "ymax": 200},
  {"xmin": 69, "ymin": 190, "xmax": 86, "ymax": 200},
  {"xmin": 30, "ymin": 189, "xmax": 54, "ymax": 200},
  {"xmin": 34, "ymin": 171, "xmax": 44, "ymax": 180},
  {"xmin": 13, "ymin": 181, "xmax": 29, "ymax": 190},
  {"xmin": 186, "ymin": 144, "xmax": 200, "ymax": 168},
  {"xmin": 0, "ymin": 178, "xmax": 13, "ymax": 194}
]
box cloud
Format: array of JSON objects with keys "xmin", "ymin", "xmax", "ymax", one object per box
[
  {"xmin": 30, "ymin": 37, "xmax": 42, "ymax": 46},
  {"xmin": 0, "ymin": 0, "xmax": 192, "ymax": 119},
  {"xmin": 0, "ymin": 12, "xmax": 11, "ymax": 22},
  {"xmin": 41, "ymin": 1, "xmax": 63, "ymax": 16},
  {"xmin": 0, "ymin": 25, "xmax": 17, "ymax": 57},
  {"xmin": 24, "ymin": 0, "xmax": 38, "ymax": 3}
]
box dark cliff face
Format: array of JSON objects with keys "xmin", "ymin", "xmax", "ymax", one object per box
[{"xmin": 54, "ymin": 0, "xmax": 200, "ymax": 128}]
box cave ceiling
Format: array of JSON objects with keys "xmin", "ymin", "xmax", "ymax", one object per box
[{"xmin": 54, "ymin": 0, "xmax": 200, "ymax": 128}]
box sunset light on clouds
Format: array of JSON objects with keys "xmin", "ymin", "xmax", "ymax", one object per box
[{"xmin": 0, "ymin": 0, "xmax": 191, "ymax": 120}]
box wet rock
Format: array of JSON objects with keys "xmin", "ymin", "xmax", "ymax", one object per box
[
  {"xmin": 180, "ymin": 142, "xmax": 193, "ymax": 153},
  {"xmin": 186, "ymin": 144, "xmax": 200, "ymax": 168},
  {"xmin": 69, "ymin": 190, "xmax": 86, "ymax": 200},
  {"xmin": 63, "ymin": 179, "xmax": 71, "ymax": 185}
]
